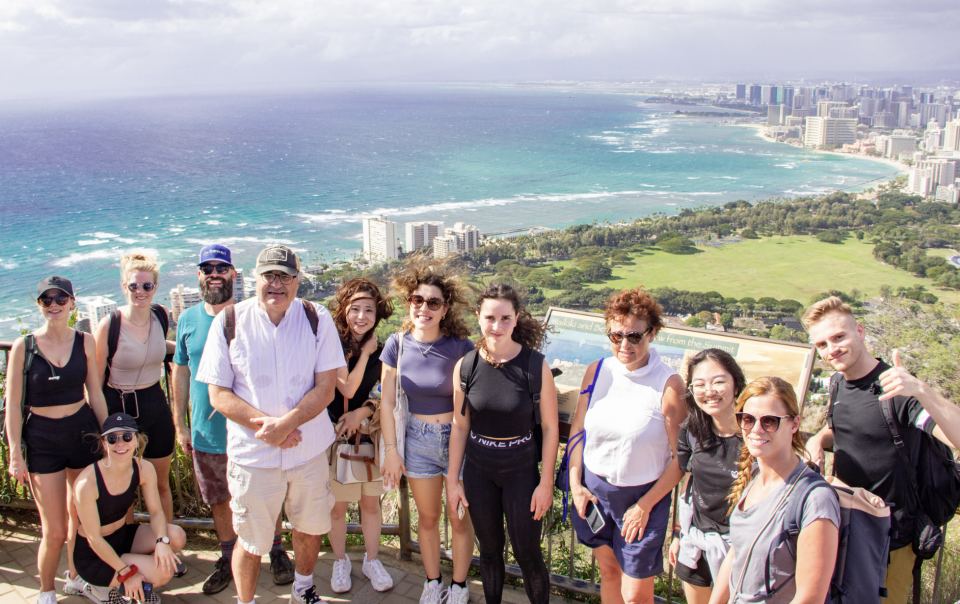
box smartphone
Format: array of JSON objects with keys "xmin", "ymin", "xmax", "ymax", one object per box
[
  {"xmin": 457, "ymin": 500, "xmax": 465, "ymax": 520},
  {"xmin": 585, "ymin": 501, "xmax": 606, "ymax": 533}
]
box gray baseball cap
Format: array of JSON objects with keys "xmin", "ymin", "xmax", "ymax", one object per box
[{"xmin": 254, "ymin": 245, "xmax": 300, "ymax": 276}]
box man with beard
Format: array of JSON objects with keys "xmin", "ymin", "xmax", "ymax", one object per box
[{"xmin": 172, "ymin": 244, "xmax": 294, "ymax": 594}]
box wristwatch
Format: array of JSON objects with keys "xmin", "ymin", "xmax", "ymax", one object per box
[{"xmin": 156, "ymin": 536, "xmax": 170, "ymax": 545}]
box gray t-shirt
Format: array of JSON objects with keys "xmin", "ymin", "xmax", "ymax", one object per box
[{"xmin": 728, "ymin": 460, "xmax": 841, "ymax": 604}]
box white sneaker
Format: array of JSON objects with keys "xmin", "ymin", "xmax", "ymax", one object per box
[
  {"xmin": 330, "ymin": 555, "xmax": 352, "ymax": 593},
  {"xmin": 62, "ymin": 571, "xmax": 87, "ymax": 596},
  {"xmin": 291, "ymin": 584, "xmax": 323, "ymax": 604},
  {"xmin": 448, "ymin": 584, "xmax": 470, "ymax": 604},
  {"xmin": 38, "ymin": 591, "xmax": 57, "ymax": 604},
  {"xmin": 361, "ymin": 554, "xmax": 393, "ymax": 592},
  {"xmin": 419, "ymin": 579, "xmax": 445, "ymax": 604}
]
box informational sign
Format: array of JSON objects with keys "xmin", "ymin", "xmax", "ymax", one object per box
[{"xmin": 543, "ymin": 307, "xmax": 816, "ymax": 426}]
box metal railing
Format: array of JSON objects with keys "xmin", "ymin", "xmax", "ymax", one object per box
[{"xmin": 0, "ymin": 340, "xmax": 953, "ymax": 603}]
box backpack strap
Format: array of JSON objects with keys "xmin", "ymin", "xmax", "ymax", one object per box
[
  {"xmin": 826, "ymin": 372, "xmax": 843, "ymax": 430},
  {"xmin": 302, "ymin": 300, "xmax": 319, "ymax": 336},
  {"xmin": 782, "ymin": 469, "xmax": 835, "ymax": 561},
  {"xmin": 459, "ymin": 349, "xmax": 480, "ymax": 416},
  {"xmin": 223, "ymin": 306, "xmax": 237, "ymax": 348},
  {"xmin": 526, "ymin": 350, "xmax": 544, "ymax": 425},
  {"xmin": 150, "ymin": 304, "xmax": 169, "ymax": 336},
  {"xmin": 580, "ymin": 358, "xmax": 604, "ymax": 403},
  {"xmin": 19, "ymin": 334, "xmax": 38, "ymax": 415},
  {"xmin": 879, "ymin": 395, "xmax": 921, "ymax": 499},
  {"xmin": 105, "ymin": 309, "xmax": 123, "ymax": 382}
]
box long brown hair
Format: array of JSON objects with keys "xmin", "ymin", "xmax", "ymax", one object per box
[
  {"xmin": 682, "ymin": 349, "xmax": 746, "ymax": 450},
  {"xmin": 726, "ymin": 376, "xmax": 807, "ymax": 513},
  {"xmin": 391, "ymin": 253, "xmax": 472, "ymax": 340},
  {"xmin": 329, "ymin": 278, "xmax": 393, "ymax": 362},
  {"xmin": 475, "ymin": 282, "xmax": 550, "ymax": 356}
]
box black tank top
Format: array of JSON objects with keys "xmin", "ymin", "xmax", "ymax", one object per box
[
  {"xmin": 94, "ymin": 460, "xmax": 140, "ymax": 526},
  {"xmin": 463, "ymin": 347, "xmax": 537, "ymax": 439},
  {"xmin": 27, "ymin": 331, "xmax": 87, "ymax": 408}
]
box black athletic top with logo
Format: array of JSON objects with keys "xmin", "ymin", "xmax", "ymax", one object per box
[
  {"xmin": 27, "ymin": 331, "xmax": 87, "ymax": 408},
  {"xmin": 677, "ymin": 427, "xmax": 742, "ymax": 534},
  {"xmin": 462, "ymin": 347, "xmax": 536, "ymax": 439},
  {"xmin": 328, "ymin": 344, "xmax": 382, "ymax": 424},
  {"xmin": 832, "ymin": 359, "xmax": 937, "ymax": 550}
]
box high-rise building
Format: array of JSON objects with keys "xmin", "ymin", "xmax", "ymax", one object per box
[
  {"xmin": 170, "ymin": 285, "xmax": 202, "ymax": 322},
  {"xmin": 829, "ymin": 107, "xmax": 858, "ymax": 119},
  {"xmin": 445, "ymin": 222, "xmax": 480, "ymax": 254},
  {"xmin": 433, "ymin": 235, "xmax": 458, "ymax": 259},
  {"xmin": 897, "ymin": 101, "xmax": 913, "ymax": 128},
  {"xmin": 749, "ymin": 85, "xmax": 762, "ymax": 106},
  {"xmin": 919, "ymin": 103, "xmax": 950, "ymax": 128},
  {"xmin": 872, "ymin": 112, "xmax": 897, "ymax": 128},
  {"xmin": 859, "ymin": 97, "xmax": 877, "ymax": 117},
  {"xmin": 234, "ymin": 268, "xmax": 245, "ymax": 303},
  {"xmin": 943, "ymin": 119, "xmax": 960, "ymax": 152},
  {"xmin": 817, "ymin": 101, "xmax": 846, "ymax": 117},
  {"xmin": 767, "ymin": 105, "xmax": 781, "ymax": 126},
  {"xmin": 405, "ymin": 221, "xmax": 445, "ymax": 254},
  {"xmin": 362, "ymin": 215, "xmax": 400, "ymax": 262},
  {"xmin": 920, "ymin": 92, "xmax": 935, "ymax": 104},
  {"xmin": 804, "ymin": 117, "xmax": 857, "ymax": 147},
  {"xmin": 736, "ymin": 84, "xmax": 746, "ymax": 101},
  {"xmin": 78, "ymin": 296, "xmax": 117, "ymax": 327},
  {"xmin": 900, "ymin": 86, "xmax": 913, "ymax": 99},
  {"xmin": 884, "ymin": 135, "xmax": 918, "ymax": 159}
]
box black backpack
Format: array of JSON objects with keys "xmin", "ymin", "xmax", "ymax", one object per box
[
  {"xmin": 0, "ymin": 334, "xmax": 38, "ymax": 446},
  {"xmin": 222, "ymin": 299, "xmax": 319, "ymax": 346},
  {"xmin": 459, "ymin": 347, "xmax": 545, "ymax": 462},
  {"xmin": 105, "ymin": 304, "xmax": 170, "ymax": 383}
]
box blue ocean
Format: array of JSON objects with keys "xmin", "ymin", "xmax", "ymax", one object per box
[{"xmin": 0, "ymin": 85, "xmax": 897, "ymax": 334}]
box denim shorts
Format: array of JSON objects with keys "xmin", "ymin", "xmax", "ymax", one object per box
[{"xmin": 404, "ymin": 416, "xmax": 462, "ymax": 480}]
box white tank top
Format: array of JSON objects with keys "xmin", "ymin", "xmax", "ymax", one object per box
[{"xmin": 583, "ymin": 348, "xmax": 675, "ymax": 487}]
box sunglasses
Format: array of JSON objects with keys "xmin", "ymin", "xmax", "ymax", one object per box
[
  {"xmin": 126, "ymin": 282, "xmax": 156, "ymax": 292},
  {"xmin": 200, "ymin": 264, "xmax": 232, "ymax": 275},
  {"xmin": 39, "ymin": 294, "xmax": 71, "ymax": 307},
  {"xmin": 260, "ymin": 272, "xmax": 295, "ymax": 285},
  {"xmin": 735, "ymin": 412, "xmax": 793, "ymax": 433},
  {"xmin": 409, "ymin": 295, "xmax": 445, "ymax": 311},
  {"xmin": 606, "ymin": 327, "xmax": 653, "ymax": 345},
  {"xmin": 105, "ymin": 432, "xmax": 136, "ymax": 445}
]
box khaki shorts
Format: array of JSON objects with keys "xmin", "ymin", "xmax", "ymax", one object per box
[
  {"xmin": 228, "ymin": 456, "xmax": 334, "ymax": 555},
  {"xmin": 882, "ymin": 545, "xmax": 917, "ymax": 604},
  {"xmin": 328, "ymin": 463, "xmax": 385, "ymax": 502}
]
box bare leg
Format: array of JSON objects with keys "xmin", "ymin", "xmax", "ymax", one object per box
[
  {"xmin": 233, "ymin": 547, "xmax": 261, "ymax": 602},
  {"xmin": 620, "ymin": 573, "xmax": 656, "ymax": 604},
  {"xmin": 210, "ymin": 499, "xmax": 237, "ymax": 542},
  {"xmin": 444, "ymin": 480, "xmax": 474, "ymax": 583},
  {"xmin": 329, "ymin": 501, "xmax": 350, "ymax": 560},
  {"xmin": 65, "ymin": 467, "xmax": 84, "ymax": 579},
  {"xmin": 144, "ymin": 456, "xmax": 174, "ymax": 523},
  {"xmin": 682, "ymin": 582, "xmax": 714, "ymax": 604},
  {"xmin": 275, "ymin": 512, "xmax": 285, "ymax": 541},
  {"xmin": 358, "ymin": 495, "xmax": 382, "ymax": 561},
  {"xmin": 595, "ymin": 546, "xmax": 625, "ymax": 604},
  {"xmin": 30, "ymin": 471, "xmax": 69, "ymax": 592},
  {"xmin": 116, "ymin": 524, "xmax": 187, "ymax": 588},
  {"xmin": 291, "ymin": 530, "xmax": 322, "ymax": 577},
  {"xmin": 408, "ymin": 476, "xmax": 444, "ymax": 579}
]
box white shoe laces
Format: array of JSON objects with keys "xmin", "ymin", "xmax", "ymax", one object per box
[{"xmin": 333, "ymin": 558, "xmax": 351, "ymax": 582}]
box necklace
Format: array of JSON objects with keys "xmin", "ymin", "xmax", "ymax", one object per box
[
  {"xmin": 412, "ymin": 335, "xmax": 436, "ymax": 356},
  {"xmin": 127, "ymin": 312, "xmax": 149, "ymax": 328}
]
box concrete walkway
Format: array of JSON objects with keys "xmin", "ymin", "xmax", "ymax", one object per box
[{"xmin": 0, "ymin": 525, "xmax": 564, "ymax": 604}]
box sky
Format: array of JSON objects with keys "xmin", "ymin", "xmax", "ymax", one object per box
[{"xmin": 2, "ymin": 0, "xmax": 959, "ymax": 99}]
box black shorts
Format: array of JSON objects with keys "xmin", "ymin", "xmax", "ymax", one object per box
[
  {"xmin": 675, "ymin": 553, "xmax": 713, "ymax": 588},
  {"xmin": 104, "ymin": 382, "xmax": 175, "ymax": 459},
  {"xmin": 22, "ymin": 404, "xmax": 101, "ymax": 474},
  {"xmin": 75, "ymin": 523, "xmax": 140, "ymax": 587}
]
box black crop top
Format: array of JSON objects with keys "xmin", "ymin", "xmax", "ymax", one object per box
[
  {"xmin": 463, "ymin": 347, "xmax": 539, "ymax": 439},
  {"xmin": 27, "ymin": 331, "xmax": 87, "ymax": 408},
  {"xmin": 94, "ymin": 460, "xmax": 140, "ymax": 526},
  {"xmin": 329, "ymin": 344, "xmax": 383, "ymax": 424}
]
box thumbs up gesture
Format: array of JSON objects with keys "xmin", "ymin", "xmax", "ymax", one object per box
[{"xmin": 877, "ymin": 349, "xmax": 922, "ymax": 401}]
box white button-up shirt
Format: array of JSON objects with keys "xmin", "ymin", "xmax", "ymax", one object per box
[{"xmin": 197, "ymin": 297, "xmax": 346, "ymax": 470}]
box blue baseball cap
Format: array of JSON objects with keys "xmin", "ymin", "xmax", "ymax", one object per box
[{"xmin": 198, "ymin": 244, "xmax": 233, "ymax": 266}]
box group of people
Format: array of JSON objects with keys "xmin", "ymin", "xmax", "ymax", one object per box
[{"xmin": 5, "ymin": 241, "xmax": 960, "ymax": 604}]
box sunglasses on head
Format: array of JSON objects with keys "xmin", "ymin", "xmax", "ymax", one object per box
[
  {"xmin": 39, "ymin": 294, "xmax": 71, "ymax": 308},
  {"xmin": 409, "ymin": 295, "xmax": 444, "ymax": 311},
  {"xmin": 606, "ymin": 327, "xmax": 652, "ymax": 345},
  {"xmin": 200, "ymin": 264, "xmax": 232, "ymax": 275},
  {"xmin": 105, "ymin": 432, "xmax": 136, "ymax": 445},
  {"xmin": 126, "ymin": 282, "xmax": 156, "ymax": 292},
  {"xmin": 735, "ymin": 412, "xmax": 793, "ymax": 433}
]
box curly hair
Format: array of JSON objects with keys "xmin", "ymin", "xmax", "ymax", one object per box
[
  {"xmin": 120, "ymin": 251, "xmax": 160, "ymax": 284},
  {"xmin": 328, "ymin": 278, "xmax": 394, "ymax": 362},
  {"xmin": 682, "ymin": 349, "xmax": 746, "ymax": 450},
  {"xmin": 391, "ymin": 253, "xmax": 473, "ymax": 340},
  {"xmin": 475, "ymin": 282, "xmax": 550, "ymax": 356},
  {"xmin": 726, "ymin": 376, "xmax": 807, "ymax": 514},
  {"xmin": 603, "ymin": 287, "xmax": 665, "ymax": 332}
]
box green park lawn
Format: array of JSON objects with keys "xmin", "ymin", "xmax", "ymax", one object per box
[{"xmin": 546, "ymin": 237, "xmax": 960, "ymax": 304}]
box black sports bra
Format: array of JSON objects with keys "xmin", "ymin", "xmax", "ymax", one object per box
[
  {"xmin": 27, "ymin": 331, "xmax": 87, "ymax": 408},
  {"xmin": 94, "ymin": 460, "xmax": 140, "ymax": 526}
]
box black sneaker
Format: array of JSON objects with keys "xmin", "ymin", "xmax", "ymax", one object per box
[
  {"xmin": 291, "ymin": 585, "xmax": 325, "ymax": 604},
  {"xmin": 269, "ymin": 549, "xmax": 295, "ymax": 585},
  {"xmin": 201, "ymin": 556, "xmax": 234, "ymax": 594},
  {"xmin": 173, "ymin": 561, "xmax": 187, "ymax": 578}
]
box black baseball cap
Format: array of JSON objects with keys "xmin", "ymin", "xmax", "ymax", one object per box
[
  {"xmin": 101, "ymin": 413, "xmax": 139, "ymax": 437},
  {"xmin": 37, "ymin": 276, "xmax": 74, "ymax": 298},
  {"xmin": 254, "ymin": 245, "xmax": 300, "ymax": 276}
]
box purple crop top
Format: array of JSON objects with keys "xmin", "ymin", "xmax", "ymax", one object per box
[{"xmin": 381, "ymin": 332, "xmax": 474, "ymax": 416}]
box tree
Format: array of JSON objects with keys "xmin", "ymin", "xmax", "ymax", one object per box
[
  {"xmin": 696, "ymin": 311, "xmax": 714, "ymax": 325},
  {"xmin": 769, "ymin": 325, "xmax": 793, "ymax": 342},
  {"xmin": 685, "ymin": 316, "xmax": 704, "ymax": 328},
  {"xmin": 740, "ymin": 228, "xmax": 759, "ymax": 239},
  {"xmin": 660, "ymin": 237, "xmax": 696, "ymax": 254},
  {"xmin": 757, "ymin": 297, "xmax": 779, "ymax": 311},
  {"xmin": 878, "ymin": 284, "xmax": 893, "ymax": 299},
  {"xmin": 719, "ymin": 312, "xmax": 734, "ymax": 328},
  {"xmin": 816, "ymin": 230, "xmax": 843, "ymax": 244}
]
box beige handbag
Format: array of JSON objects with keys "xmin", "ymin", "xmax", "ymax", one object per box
[{"xmin": 329, "ymin": 397, "xmax": 383, "ymax": 485}]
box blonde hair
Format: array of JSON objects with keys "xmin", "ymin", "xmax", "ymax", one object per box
[
  {"xmin": 94, "ymin": 432, "xmax": 149, "ymax": 459},
  {"xmin": 120, "ymin": 252, "xmax": 160, "ymax": 284},
  {"xmin": 727, "ymin": 376, "xmax": 807, "ymax": 513},
  {"xmin": 801, "ymin": 296, "xmax": 854, "ymax": 330}
]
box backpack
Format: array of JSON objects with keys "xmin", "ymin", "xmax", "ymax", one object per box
[
  {"xmin": 105, "ymin": 304, "xmax": 170, "ymax": 383},
  {"xmin": 781, "ymin": 472, "xmax": 891, "ymax": 604},
  {"xmin": 0, "ymin": 334, "xmax": 38, "ymax": 446},
  {"xmin": 459, "ymin": 347, "xmax": 545, "ymax": 462},
  {"xmin": 223, "ymin": 299, "xmax": 319, "ymax": 346}
]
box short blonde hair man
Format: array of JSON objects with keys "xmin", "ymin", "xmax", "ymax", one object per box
[{"xmin": 800, "ymin": 296, "xmax": 853, "ymax": 330}]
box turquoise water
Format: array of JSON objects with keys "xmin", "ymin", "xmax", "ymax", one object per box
[{"xmin": 0, "ymin": 85, "xmax": 897, "ymax": 334}]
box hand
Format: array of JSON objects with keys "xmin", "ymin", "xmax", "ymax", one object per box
[
  {"xmin": 668, "ymin": 536, "xmax": 680, "ymax": 568},
  {"xmin": 8, "ymin": 453, "xmax": 28, "ymax": 488},
  {"xmin": 530, "ymin": 482, "xmax": 553, "ymax": 521},
  {"xmin": 382, "ymin": 449, "xmax": 407, "ymax": 490},
  {"xmin": 361, "ymin": 336, "xmax": 378, "ymax": 356},
  {"xmin": 122, "ymin": 572, "xmax": 145, "ymax": 602},
  {"xmin": 250, "ymin": 416, "xmax": 294, "ymax": 447},
  {"xmin": 571, "ymin": 483, "xmax": 598, "ymax": 520},
  {"xmin": 622, "ymin": 497, "xmax": 651, "ymax": 544},
  {"xmin": 154, "ymin": 541, "xmax": 181, "ymax": 578},
  {"xmin": 279, "ymin": 429, "xmax": 303, "ymax": 449},
  {"xmin": 878, "ymin": 349, "xmax": 924, "ymax": 401},
  {"xmin": 805, "ymin": 434, "xmax": 824, "ymax": 471},
  {"xmin": 447, "ymin": 478, "xmax": 469, "ymax": 514},
  {"xmin": 175, "ymin": 425, "xmax": 193, "ymax": 457},
  {"xmin": 337, "ymin": 409, "xmax": 365, "ymax": 440}
]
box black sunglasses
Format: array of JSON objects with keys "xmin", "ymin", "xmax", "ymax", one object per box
[
  {"xmin": 126, "ymin": 282, "xmax": 156, "ymax": 292},
  {"xmin": 105, "ymin": 432, "xmax": 136, "ymax": 445},
  {"xmin": 606, "ymin": 327, "xmax": 653, "ymax": 345},
  {"xmin": 200, "ymin": 264, "xmax": 232, "ymax": 275},
  {"xmin": 409, "ymin": 295, "xmax": 445, "ymax": 311},
  {"xmin": 39, "ymin": 294, "xmax": 71, "ymax": 308},
  {"xmin": 735, "ymin": 412, "xmax": 793, "ymax": 433}
]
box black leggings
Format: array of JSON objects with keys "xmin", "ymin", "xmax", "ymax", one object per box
[{"xmin": 462, "ymin": 439, "xmax": 550, "ymax": 604}]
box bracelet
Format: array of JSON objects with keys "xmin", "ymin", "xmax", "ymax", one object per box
[
  {"xmin": 117, "ymin": 565, "xmax": 138, "ymax": 583},
  {"xmin": 384, "ymin": 442, "xmax": 397, "ymax": 445},
  {"xmin": 672, "ymin": 531, "xmax": 681, "ymax": 539}
]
